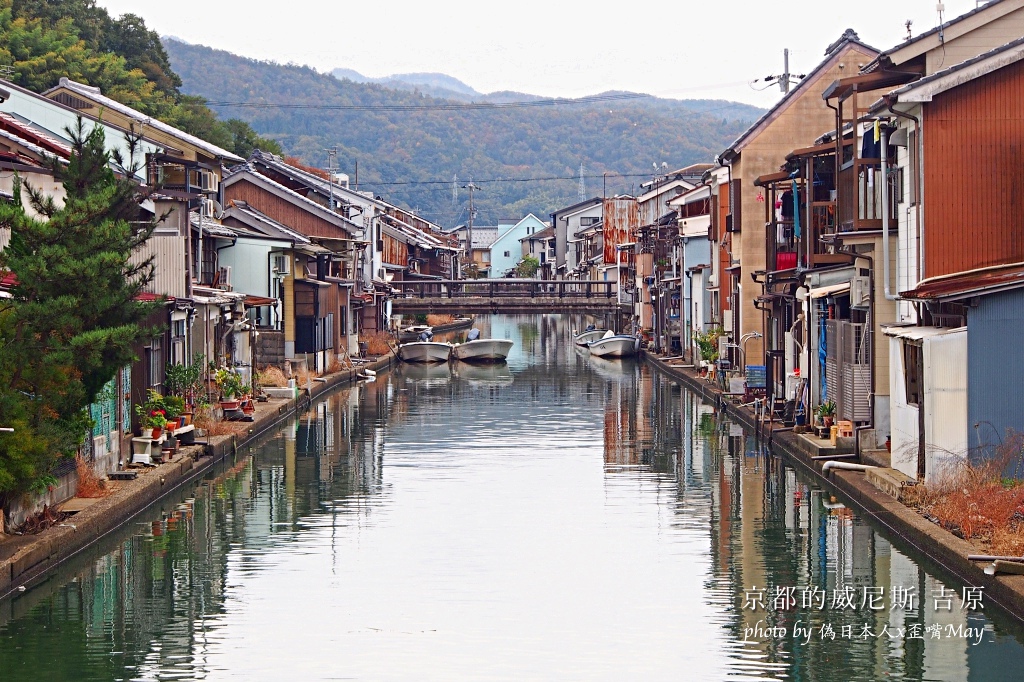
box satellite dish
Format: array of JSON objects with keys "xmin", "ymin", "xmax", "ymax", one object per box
[{"xmin": 209, "ymin": 199, "xmax": 224, "ymax": 219}]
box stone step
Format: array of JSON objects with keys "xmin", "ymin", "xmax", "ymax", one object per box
[{"xmin": 866, "ymin": 467, "xmax": 918, "ymax": 501}]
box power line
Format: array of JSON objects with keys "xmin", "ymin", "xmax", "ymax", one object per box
[
  {"xmin": 359, "ymin": 172, "xmax": 661, "ymax": 187},
  {"xmin": 204, "ymin": 92, "xmax": 653, "ymax": 111}
]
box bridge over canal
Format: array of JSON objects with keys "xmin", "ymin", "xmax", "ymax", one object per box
[{"xmin": 389, "ymin": 279, "xmax": 630, "ymax": 315}]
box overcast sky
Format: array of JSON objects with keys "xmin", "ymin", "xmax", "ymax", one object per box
[{"xmin": 97, "ymin": 0, "xmax": 983, "ymax": 108}]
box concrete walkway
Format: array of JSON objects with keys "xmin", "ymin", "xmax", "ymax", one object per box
[
  {"xmin": 0, "ymin": 353, "xmax": 395, "ymax": 602},
  {"xmin": 645, "ymin": 351, "xmax": 1024, "ymax": 623}
]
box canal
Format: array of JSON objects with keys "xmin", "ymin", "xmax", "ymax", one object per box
[{"xmin": 2, "ymin": 314, "xmax": 1024, "ymax": 681}]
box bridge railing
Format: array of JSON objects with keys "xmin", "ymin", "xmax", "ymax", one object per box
[{"xmin": 392, "ymin": 279, "xmax": 616, "ymax": 300}]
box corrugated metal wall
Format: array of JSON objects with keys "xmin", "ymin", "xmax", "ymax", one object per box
[
  {"xmin": 968, "ymin": 289, "xmax": 1024, "ymax": 462},
  {"xmin": 602, "ymin": 197, "xmax": 639, "ymax": 265},
  {"xmin": 135, "ymin": 234, "xmax": 186, "ymax": 298},
  {"xmin": 924, "ymin": 58, "xmax": 1024, "ymax": 278}
]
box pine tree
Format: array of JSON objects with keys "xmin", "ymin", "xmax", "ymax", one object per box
[{"xmin": 0, "ymin": 118, "xmax": 160, "ymax": 498}]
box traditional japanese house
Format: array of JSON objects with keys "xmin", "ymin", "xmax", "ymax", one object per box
[{"xmin": 716, "ymin": 31, "xmax": 880, "ymax": 372}]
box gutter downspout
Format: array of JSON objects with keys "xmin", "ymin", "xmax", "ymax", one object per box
[
  {"xmin": 885, "ymin": 98, "xmax": 924, "ymax": 288},
  {"xmin": 880, "ymin": 126, "xmax": 899, "ymax": 302},
  {"xmin": 854, "ymin": 253, "xmax": 876, "ymax": 458}
]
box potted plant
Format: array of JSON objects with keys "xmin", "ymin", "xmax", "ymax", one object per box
[
  {"xmin": 695, "ymin": 328, "xmax": 723, "ymax": 374},
  {"xmin": 162, "ymin": 395, "xmax": 185, "ymax": 426},
  {"xmin": 214, "ymin": 367, "xmax": 245, "ymax": 410},
  {"xmin": 817, "ymin": 400, "xmax": 836, "ymax": 429},
  {"xmin": 135, "ymin": 389, "xmax": 169, "ymax": 438}
]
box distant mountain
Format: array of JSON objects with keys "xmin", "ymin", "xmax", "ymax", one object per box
[
  {"xmin": 165, "ymin": 38, "xmax": 763, "ymax": 227},
  {"xmin": 332, "ymin": 68, "xmax": 482, "ymax": 101}
]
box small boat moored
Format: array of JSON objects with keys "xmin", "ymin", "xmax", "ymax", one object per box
[
  {"xmin": 398, "ymin": 330, "xmax": 452, "ymax": 363},
  {"xmin": 573, "ymin": 327, "xmax": 608, "ymax": 346},
  {"xmin": 587, "ymin": 330, "xmax": 640, "ymax": 358},
  {"xmin": 451, "ymin": 328, "xmax": 514, "ymax": 363},
  {"xmin": 398, "ymin": 341, "xmax": 452, "ymax": 363}
]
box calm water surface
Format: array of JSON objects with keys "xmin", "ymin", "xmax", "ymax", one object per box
[{"xmin": 2, "ymin": 314, "xmax": 1024, "ymax": 681}]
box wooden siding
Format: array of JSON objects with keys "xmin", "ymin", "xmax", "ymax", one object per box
[
  {"xmin": 924, "ymin": 58, "xmax": 1024, "ymax": 277},
  {"xmin": 225, "ymin": 179, "xmax": 351, "ymax": 239},
  {"xmin": 382, "ymin": 233, "xmax": 408, "ymax": 267}
]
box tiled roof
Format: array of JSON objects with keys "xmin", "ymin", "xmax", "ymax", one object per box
[{"xmin": 46, "ymin": 78, "xmax": 242, "ymax": 162}]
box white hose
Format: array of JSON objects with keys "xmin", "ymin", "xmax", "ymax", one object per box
[{"xmin": 822, "ymin": 461, "xmax": 877, "ymax": 475}]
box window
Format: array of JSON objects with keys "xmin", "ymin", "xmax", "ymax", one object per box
[
  {"xmin": 580, "ymin": 216, "xmax": 600, "ymax": 226},
  {"xmin": 903, "ymin": 342, "xmax": 922, "ymax": 406},
  {"xmin": 504, "ymin": 251, "xmax": 510, "ymax": 258}
]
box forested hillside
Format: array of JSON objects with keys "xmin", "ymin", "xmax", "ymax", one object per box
[
  {"xmin": 0, "ymin": 0, "xmax": 280, "ymax": 159},
  {"xmin": 165, "ymin": 39, "xmax": 761, "ymax": 227}
]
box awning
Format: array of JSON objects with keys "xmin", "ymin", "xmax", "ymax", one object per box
[
  {"xmin": 809, "ymin": 282, "xmax": 850, "ymax": 299},
  {"xmin": 244, "ymin": 294, "xmax": 278, "ymax": 307},
  {"xmin": 882, "ymin": 325, "xmax": 966, "ymax": 340}
]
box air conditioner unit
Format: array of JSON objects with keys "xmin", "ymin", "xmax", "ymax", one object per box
[
  {"xmin": 850, "ymin": 275, "xmax": 870, "ymax": 307},
  {"xmin": 272, "ymin": 254, "xmax": 290, "ymax": 276},
  {"xmin": 377, "ymin": 267, "xmax": 386, "ymax": 280},
  {"xmin": 218, "ymin": 265, "xmax": 232, "ymax": 290},
  {"xmin": 197, "ymin": 169, "xmax": 218, "ymax": 192}
]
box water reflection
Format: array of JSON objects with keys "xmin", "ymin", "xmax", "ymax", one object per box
[{"xmin": 1, "ymin": 314, "xmax": 1023, "ymax": 681}]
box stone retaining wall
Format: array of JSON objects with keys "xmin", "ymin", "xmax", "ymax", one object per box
[
  {"xmin": 645, "ymin": 352, "xmax": 1024, "ymax": 624},
  {"xmin": 0, "ymin": 352, "xmax": 395, "ymax": 603}
]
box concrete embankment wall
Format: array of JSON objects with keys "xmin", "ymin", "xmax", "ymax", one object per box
[
  {"xmin": 645, "ymin": 354, "xmax": 1024, "ymax": 624},
  {"xmin": 0, "ymin": 354, "xmax": 395, "ymax": 603}
]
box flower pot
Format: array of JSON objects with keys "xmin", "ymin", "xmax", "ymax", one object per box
[
  {"xmin": 151, "ymin": 425, "xmax": 163, "ymax": 439},
  {"xmin": 823, "ymin": 417, "xmax": 834, "ymax": 429},
  {"xmin": 141, "ymin": 427, "xmax": 154, "ymax": 439},
  {"xmin": 220, "ymin": 399, "xmax": 240, "ymax": 411}
]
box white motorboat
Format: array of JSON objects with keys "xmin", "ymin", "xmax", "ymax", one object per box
[
  {"xmin": 573, "ymin": 328, "xmax": 608, "ymax": 346},
  {"xmin": 452, "ymin": 338, "xmax": 514, "ymax": 362},
  {"xmin": 451, "ymin": 328, "xmax": 513, "ymax": 363},
  {"xmin": 587, "ymin": 331, "xmax": 640, "ymax": 358},
  {"xmin": 398, "ymin": 341, "xmax": 452, "ymax": 363}
]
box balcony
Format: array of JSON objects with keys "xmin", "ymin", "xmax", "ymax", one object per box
[{"xmin": 837, "ymin": 160, "xmax": 899, "ymax": 232}]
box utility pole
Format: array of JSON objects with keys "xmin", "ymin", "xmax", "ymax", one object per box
[
  {"xmin": 578, "ymin": 163, "xmax": 586, "ymax": 202},
  {"xmin": 781, "ymin": 49, "xmax": 791, "ymax": 94},
  {"xmin": 325, "ymin": 146, "xmax": 338, "ymax": 211},
  {"xmin": 463, "ymin": 181, "xmax": 480, "ymax": 278}
]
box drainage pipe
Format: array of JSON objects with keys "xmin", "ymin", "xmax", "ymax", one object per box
[
  {"xmin": 969, "ymin": 554, "xmax": 1024, "ymax": 562},
  {"xmin": 985, "ymin": 560, "xmax": 1024, "ymax": 576},
  {"xmin": 822, "ymin": 461, "xmax": 877, "ymax": 475},
  {"xmin": 880, "ymin": 125, "xmax": 899, "ymax": 302}
]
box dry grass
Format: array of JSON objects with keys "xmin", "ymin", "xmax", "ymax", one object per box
[
  {"xmin": 426, "ymin": 314, "xmax": 457, "ymax": 326},
  {"xmin": 258, "ymin": 365, "xmax": 288, "ymax": 387},
  {"xmin": 75, "ymin": 455, "xmax": 109, "ymax": 498},
  {"xmin": 360, "ymin": 331, "xmax": 396, "ymax": 356},
  {"xmin": 294, "ymin": 366, "xmax": 320, "ymax": 386},
  {"xmin": 327, "ymin": 354, "xmax": 351, "ymax": 373},
  {"xmin": 905, "ymin": 433, "xmax": 1024, "ymax": 554}
]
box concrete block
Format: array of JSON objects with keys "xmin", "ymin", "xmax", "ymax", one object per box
[
  {"xmin": 11, "ymin": 538, "xmax": 52, "ymax": 580},
  {"xmin": 264, "ymin": 387, "xmax": 295, "ymax": 399},
  {"xmin": 866, "ymin": 467, "xmax": 918, "ymax": 501},
  {"xmin": 0, "ymin": 560, "xmax": 11, "ymax": 595}
]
